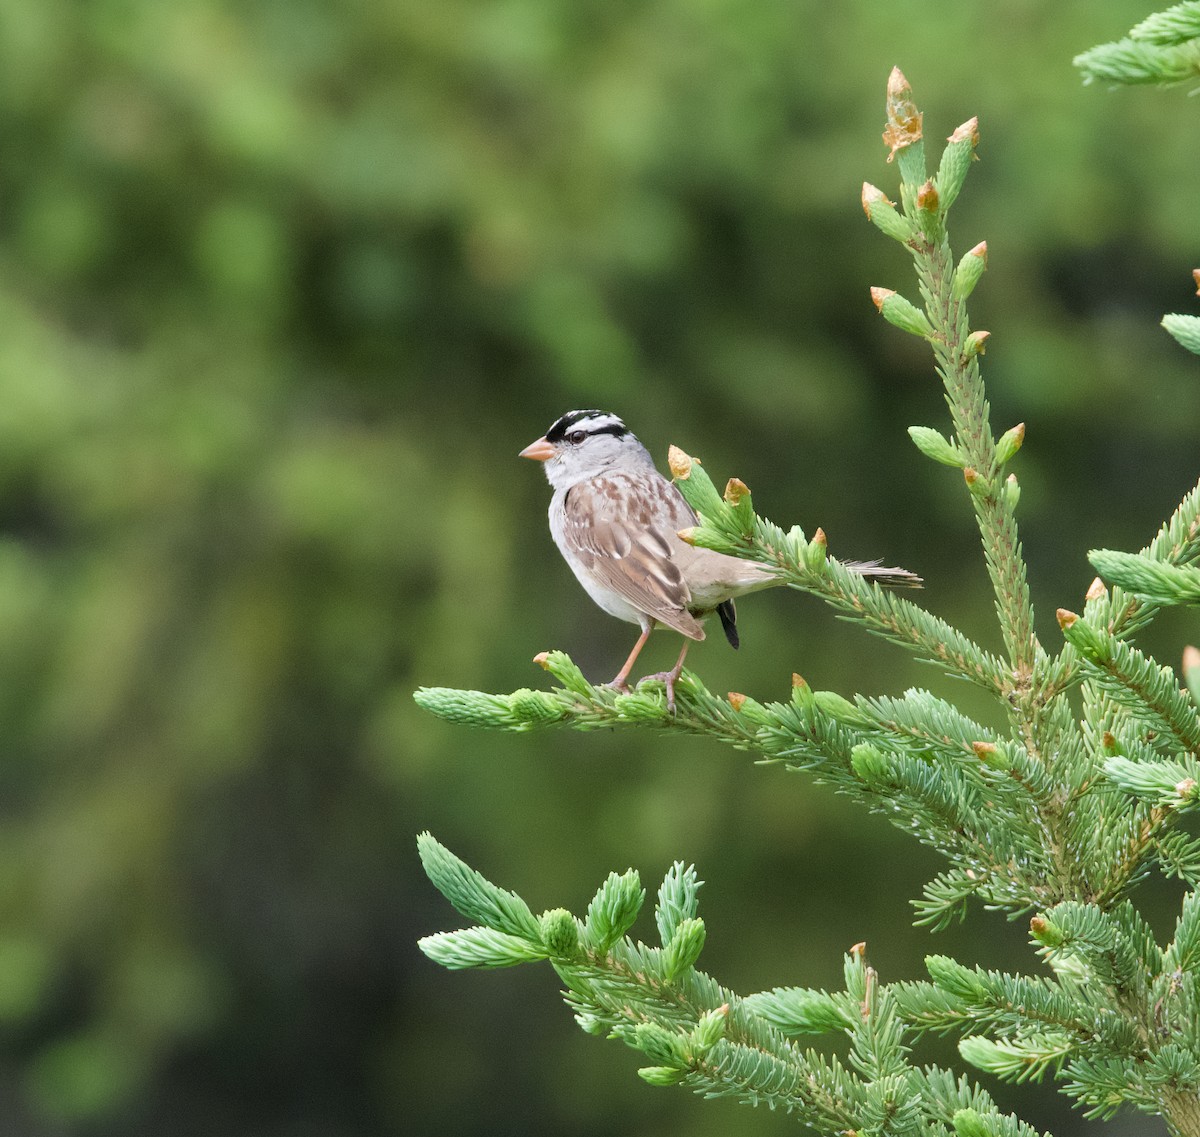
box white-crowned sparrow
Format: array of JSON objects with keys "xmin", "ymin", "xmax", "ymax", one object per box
[{"xmin": 520, "ymin": 409, "xmax": 919, "ymax": 710}]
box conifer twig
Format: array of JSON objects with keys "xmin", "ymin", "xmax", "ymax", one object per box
[{"xmin": 416, "ymin": 64, "xmax": 1200, "ymax": 1137}]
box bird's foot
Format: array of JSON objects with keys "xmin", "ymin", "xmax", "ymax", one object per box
[
  {"xmin": 604, "ymin": 677, "xmax": 632, "ymax": 696},
  {"xmin": 637, "ymin": 667, "xmax": 683, "ymax": 715}
]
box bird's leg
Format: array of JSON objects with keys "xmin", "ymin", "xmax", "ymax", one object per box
[
  {"xmin": 640, "ymin": 641, "xmax": 690, "ymax": 715},
  {"xmin": 606, "ymin": 627, "xmax": 653, "ymax": 694}
]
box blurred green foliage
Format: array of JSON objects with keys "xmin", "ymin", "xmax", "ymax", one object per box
[{"xmin": 0, "ymin": 0, "xmax": 1194, "ymax": 1134}]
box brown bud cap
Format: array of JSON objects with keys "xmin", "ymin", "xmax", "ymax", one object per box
[
  {"xmin": 967, "ymin": 240, "xmax": 988, "ymax": 264},
  {"xmin": 850, "ymin": 941, "xmax": 867, "ymax": 960},
  {"xmin": 870, "ymin": 286, "xmax": 895, "ymax": 312},
  {"xmin": 972, "ymin": 741, "xmax": 998, "ymax": 759},
  {"xmin": 676, "ymin": 527, "xmax": 697, "ymax": 546},
  {"xmin": 533, "ymin": 651, "xmax": 551, "ymax": 669},
  {"xmin": 812, "ymin": 527, "xmax": 827, "ymax": 547},
  {"xmin": 965, "ymin": 330, "xmax": 990, "ymax": 355},
  {"xmin": 1029, "ymin": 915, "xmax": 1048, "ymax": 937},
  {"xmin": 724, "ymin": 477, "xmax": 750, "ymax": 505},
  {"xmin": 1193, "ymin": 268, "xmax": 1200, "ymax": 296},
  {"xmin": 861, "ymin": 182, "xmax": 895, "ymax": 216},
  {"xmin": 728, "ymin": 692, "xmax": 747, "ymax": 712},
  {"xmin": 1184, "ymin": 645, "xmax": 1200, "ymax": 672},
  {"xmin": 916, "ymin": 179, "xmax": 939, "ymax": 212},
  {"xmin": 792, "ymin": 673, "xmax": 807, "ymax": 688},
  {"xmin": 1101, "ymin": 730, "xmax": 1118, "ymax": 752},
  {"xmin": 883, "ymin": 67, "xmax": 922, "ymax": 161},
  {"xmin": 963, "ymin": 466, "xmax": 979, "ymax": 486},
  {"xmin": 1056, "ymin": 608, "xmax": 1078, "ymax": 630},
  {"xmin": 668, "ymin": 445, "xmax": 693, "ymax": 480},
  {"xmin": 1177, "ymin": 778, "xmax": 1198, "ymax": 799},
  {"xmin": 1085, "ymin": 577, "xmax": 1106, "ymax": 602},
  {"xmin": 948, "ymin": 116, "xmax": 980, "ymax": 146},
  {"xmin": 887, "ymin": 66, "xmax": 910, "ymax": 98}
]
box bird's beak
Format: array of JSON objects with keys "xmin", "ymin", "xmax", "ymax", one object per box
[{"xmin": 519, "ymin": 436, "xmax": 556, "ymax": 462}]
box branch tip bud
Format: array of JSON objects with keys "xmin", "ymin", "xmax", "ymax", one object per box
[
  {"xmin": 724, "ymin": 477, "xmax": 750, "ymax": 505},
  {"xmin": 948, "ymin": 117, "xmax": 979, "ymax": 146},
  {"xmin": 908, "ymin": 425, "xmax": 962, "ymax": 467},
  {"xmin": 790, "ymin": 673, "xmax": 814, "ymax": 711},
  {"xmin": 883, "ymin": 67, "xmax": 922, "ymax": 161},
  {"xmin": 1193, "ymin": 268, "xmax": 1200, "ymax": 296},
  {"xmin": 973, "ymin": 741, "xmax": 1006, "ymax": 770},
  {"xmin": 851, "ymin": 742, "xmax": 890, "ymax": 783},
  {"xmin": 1183, "ymin": 645, "xmax": 1200, "ymax": 672},
  {"xmin": 872, "ymin": 289, "xmax": 933, "ymax": 337},
  {"xmin": 533, "ymin": 651, "xmax": 551, "ymax": 669},
  {"xmin": 995, "ymin": 422, "xmax": 1025, "ymax": 465},
  {"xmin": 667, "ymin": 445, "xmax": 693, "ymax": 480},
  {"xmin": 917, "ymin": 179, "xmax": 939, "ymax": 212},
  {"xmin": 728, "ymin": 692, "xmax": 746, "ymax": 712},
  {"xmin": 1085, "ymin": 577, "xmax": 1106, "ymax": 602},
  {"xmin": 805, "ymin": 527, "xmax": 829, "ymax": 572},
  {"xmin": 677, "ymin": 527, "xmax": 696, "ymax": 546},
  {"xmin": 862, "ymin": 183, "xmax": 913, "ymax": 241},
  {"xmin": 1002, "ymin": 472, "xmax": 1020, "ymax": 510},
  {"xmin": 861, "ymin": 182, "xmax": 894, "ymax": 215},
  {"xmin": 540, "ymin": 908, "xmax": 580, "ymax": 959},
  {"xmin": 964, "ymin": 330, "xmax": 990, "ymax": 356},
  {"xmin": 936, "ymin": 116, "xmax": 979, "ymax": 210},
  {"xmin": 1056, "ymin": 608, "xmax": 1078, "ymax": 630},
  {"xmin": 953, "ymin": 243, "xmax": 989, "ymax": 299}
]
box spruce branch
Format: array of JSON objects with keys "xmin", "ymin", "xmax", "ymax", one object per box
[
  {"xmin": 415, "ymin": 66, "xmax": 1200, "ymax": 1137},
  {"xmin": 1156, "ymin": 831, "xmax": 1200, "ymax": 887},
  {"xmin": 1164, "ymin": 313, "xmax": 1200, "ymax": 356},
  {"xmin": 1132, "ymin": 2, "xmax": 1200, "ymax": 44},
  {"xmin": 1090, "ymin": 550, "xmax": 1200, "ymax": 608},
  {"xmin": 670, "ymin": 447, "xmax": 1011, "ymax": 695},
  {"xmin": 1059, "ymin": 610, "xmax": 1200, "ymax": 756},
  {"xmin": 870, "ymin": 71, "xmax": 1045, "ymax": 749},
  {"xmin": 1075, "ymin": 38, "xmax": 1200, "ymax": 86},
  {"xmin": 419, "ymin": 653, "xmax": 1098, "ymax": 919},
  {"xmin": 1075, "ymin": 4, "xmax": 1200, "ymax": 86},
  {"xmin": 1164, "ymin": 270, "xmax": 1200, "ymax": 356},
  {"xmin": 1078, "ymin": 477, "xmax": 1200, "ymax": 645},
  {"xmin": 418, "ymin": 837, "xmax": 1048, "ymax": 1136}
]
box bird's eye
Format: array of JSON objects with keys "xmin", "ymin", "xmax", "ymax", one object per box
[{"xmin": 567, "ymin": 430, "xmax": 587, "ymax": 444}]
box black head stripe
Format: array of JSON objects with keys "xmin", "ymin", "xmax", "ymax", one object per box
[{"xmin": 544, "ymin": 409, "xmax": 629, "ymax": 444}]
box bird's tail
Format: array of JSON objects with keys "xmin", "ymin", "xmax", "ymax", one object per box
[{"xmin": 841, "ymin": 560, "xmax": 923, "ymax": 588}]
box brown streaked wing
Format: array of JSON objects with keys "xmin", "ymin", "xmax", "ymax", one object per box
[{"xmin": 561, "ymin": 473, "xmax": 705, "ymax": 639}]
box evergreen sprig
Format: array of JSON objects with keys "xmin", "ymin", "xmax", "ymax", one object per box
[
  {"xmin": 1075, "ymin": 3, "xmax": 1200, "ymax": 86},
  {"xmin": 416, "ymin": 68, "xmax": 1200, "ymax": 1137},
  {"xmin": 1090, "ymin": 548, "xmax": 1200, "ymax": 608},
  {"xmin": 418, "ymin": 834, "xmax": 1047, "ymax": 1137}
]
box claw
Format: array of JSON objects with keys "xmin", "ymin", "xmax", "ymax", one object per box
[
  {"xmin": 636, "ymin": 642, "xmax": 690, "ymax": 715},
  {"xmin": 640, "ymin": 668, "xmax": 681, "ymax": 714}
]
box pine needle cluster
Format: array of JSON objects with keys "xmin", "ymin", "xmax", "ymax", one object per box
[{"xmin": 414, "ymin": 63, "xmax": 1200, "ymax": 1137}]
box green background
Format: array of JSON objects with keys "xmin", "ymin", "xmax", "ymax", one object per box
[{"xmin": 0, "ymin": 0, "xmax": 1195, "ymax": 1133}]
